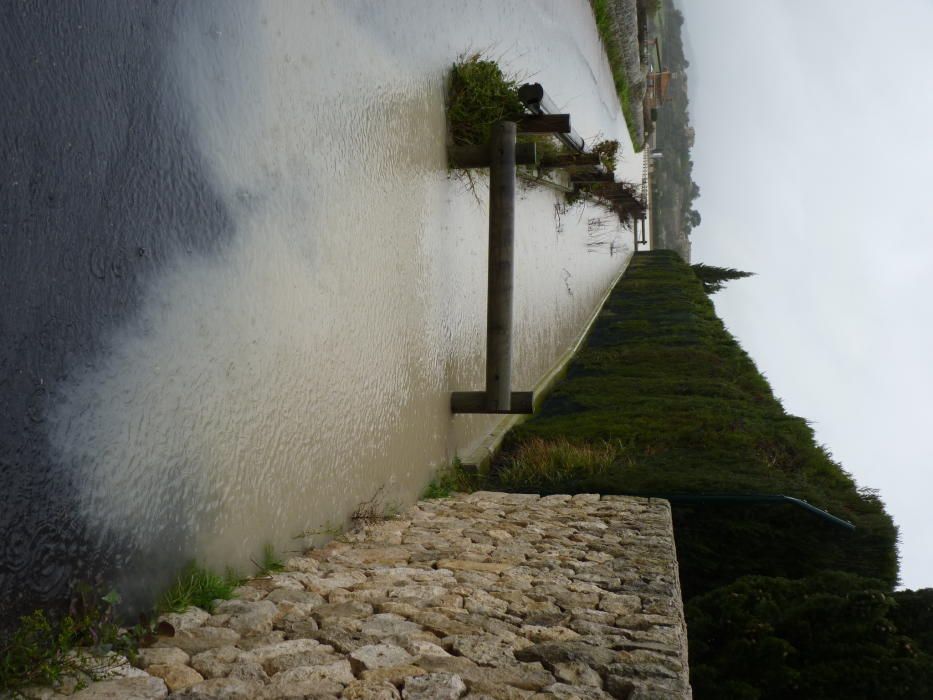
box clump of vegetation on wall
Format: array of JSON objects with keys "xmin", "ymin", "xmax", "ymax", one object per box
[
  {"xmin": 591, "ymin": 138, "xmax": 620, "ymax": 173},
  {"xmin": 446, "ymin": 53, "xmax": 525, "ymax": 147}
]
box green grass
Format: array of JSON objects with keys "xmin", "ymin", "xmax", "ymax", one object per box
[
  {"xmin": 0, "ymin": 586, "xmax": 134, "ymax": 696},
  {"xmin": 589, "ymin": 0, "xmax": 643, "ymax": 150},
  {"xmin": 446, "ymin": 53, "xmax": 525, "ymax": 147},
  {"xmin": 156, "ymin": 564, "xmax": 239, "ymax": 614},
  {"xmin": 421, "ymin": 458, "xmax": 481, "ymax": 499},
  {"xmin": 255, "ymin": 544, "xmax": 285, "ymax": 576}
]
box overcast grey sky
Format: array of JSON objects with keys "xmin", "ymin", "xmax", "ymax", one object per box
[{"xmin": 678, "ymin": 0, "xmax": 933, "ymax": 589}]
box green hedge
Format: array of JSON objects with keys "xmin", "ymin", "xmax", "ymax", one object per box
[
  {"xmin": 477, "ymin": 250, "xmax": 917, "ymax": 694},
  {"xmin": 493, "ymin": 250, "xmax": 898, "ymax": 591}
]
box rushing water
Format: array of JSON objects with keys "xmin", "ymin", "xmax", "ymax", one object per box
[{"xmin": 0, "ymin": 0, "xmax": 644, "ymax": 617}]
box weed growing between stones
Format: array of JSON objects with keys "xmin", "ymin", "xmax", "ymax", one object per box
[
  {"xmin": 251, "ymin": 544, "xmax": 285, "ymax": 577},
  {"xmin": 350, "ymin": 485, "xmax": 402, "ymax": 526},
  {"xmin": 446, "ymin": 52, "xmax": 525, "ymax": 148},
  {"xmin": 0, "ymin": 585, "xmax": 137, "ymax": 696},
  {"xmin": 156, "ymin": 564, "xmax": 238, "ymax": 615}
]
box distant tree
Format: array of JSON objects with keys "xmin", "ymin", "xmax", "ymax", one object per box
[
  {"xmin": 685, "ymin": 209, "xmax": 702, "ymax": 228},
  {"xmin": 691, "ymin": 263, "xmax": 754, "ymax": 294}
]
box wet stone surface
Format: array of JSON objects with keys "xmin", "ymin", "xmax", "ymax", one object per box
[{"xmin": 43, "ymin": 494, "xmax": 691, "ymax": 699}]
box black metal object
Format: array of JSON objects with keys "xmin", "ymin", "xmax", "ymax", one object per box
[
  {"xmin": 632, "ymin": 493, "xmax": 856, "ymax": 531},
  {"xmin": 518, "ymin": 83, "xmax": 586, "ymax": 153}
]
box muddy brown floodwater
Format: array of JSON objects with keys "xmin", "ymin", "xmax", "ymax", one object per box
[{"xmin": 1, "ymin": 0, "xmax": 646, "ymax": 615}]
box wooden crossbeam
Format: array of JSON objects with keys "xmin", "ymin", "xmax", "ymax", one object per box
[
  {"xmin": 451, "ymin": 391, "xmax": 534, "ymax": 415},
  {"xmin": 517, "ymin": 114, "xmax": 572, "ymax": 134}
]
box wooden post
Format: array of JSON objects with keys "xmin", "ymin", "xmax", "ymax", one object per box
[
  {"xmin": 485, "ymin": 121, "xmax": 516, "ymax": 411},
  {"xmin": 450, "ymin": 122, "xmax": 535, "ymax": 416},
  {"xmin": 633, "ymin": 218, "xmax": 640, "ymax": 251},
  {"xmin": 448, "ymin": 391, "xmax": 533, "ymax": 414}
]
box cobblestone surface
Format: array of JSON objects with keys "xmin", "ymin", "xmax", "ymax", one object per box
[{"xmin": 43, "ymin": 493, "xmax": 691, "ymax": 699}]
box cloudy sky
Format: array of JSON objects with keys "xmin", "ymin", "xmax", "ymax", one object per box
[{"xmin": 678, "ymin": 0, "xmax": 933, "ymax": 589}]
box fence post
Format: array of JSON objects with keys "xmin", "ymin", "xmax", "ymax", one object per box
[{"xmin": 486, "ymin": 121, "xmax": 516, "ymax": 411}]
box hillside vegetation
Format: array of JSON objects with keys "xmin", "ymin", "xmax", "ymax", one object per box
[{"xmin": 459, "ymin": 251, "xmax": 932, "ymax": 697}]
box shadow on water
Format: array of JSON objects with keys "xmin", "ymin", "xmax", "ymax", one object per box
[{"xmin": 0, "ymin": 0, "xmax": 234, "ymax": 624}]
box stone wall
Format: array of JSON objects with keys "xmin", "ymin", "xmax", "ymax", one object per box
[
  {"xmin": 42, "ymin": 493, "xmax": 691, "ymax": 699},
  {"xmin": 604, "ymin": 0, "xmax": 646, "ymax": 144}
]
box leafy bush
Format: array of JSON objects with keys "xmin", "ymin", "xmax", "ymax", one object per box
[
  {"xmin": 0, "ymin": 585, "xmax": 134, "ymax": 695},
  {"xmin": 688, "ymin": 572, "xmax": 933, "ymax": 699}
]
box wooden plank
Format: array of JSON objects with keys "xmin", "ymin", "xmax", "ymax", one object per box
[
  {"xmin": 451, "ymin": 391, "xmax": 535, "ymax": 415},
  {"xmin": 485, "ymin": 121, "xmax": 516, "ymax": 412},
  {"xmin": 539, "ymin": 153, "xmax": 601, "ymax": 167},
  {"xmin": 517, "ymin": 114, "xmax": 571, "ymax": 134},
  {"xmin": 448, "ymin": 143, "xmax": 537, "ymax": 168},
  {"xmin": 571, "ymin": 172, "xmax": 614, "ymax": 184}
]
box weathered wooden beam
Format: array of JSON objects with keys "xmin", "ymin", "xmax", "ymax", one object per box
[
  {"xmin": 450, "ymin": 391, "xmax": 534, "ymax": 415},
  {"xmin": 595, "ymin": 183, "xmax": 640, "ymax": 194},
  {"xmin": 485, "ymin": 121, "xmax": 516, "ymax": 412},
  {"xmin": 539, "ymin": 152, "xmax": 601, "ymax": 167},
  {"xmin": 517, "ymin": 114, "xmax": 571, "ymax": 134},
  {"xmin": 448, "ymin": 143, "xmax": 537, "ymax": 168},
  {"xmin": 571, "ymin": 172, "xmax": 614, "ymax": 184}
]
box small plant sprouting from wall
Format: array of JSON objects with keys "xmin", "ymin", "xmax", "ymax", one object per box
[{"xmin": 591, "ymin": 139, "xmax": 620, "ymax": 173}]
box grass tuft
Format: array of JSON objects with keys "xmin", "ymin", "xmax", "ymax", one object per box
[
  {"xmin": 421, "ymin": 458, "xmax": 480, "ymax": 499},
  {"xmin": 493, "ymin": 437, "xmax": 626, "ymax": 492},
  {"xmin": 255, "ymin": 544, "xmax": 285, "ymax": 576},
  {"xmin": 0, "ymin": 585, "xmax": 135, "ymax": 696},
  {"xmin": 446, "ymin": 53, "xmax": 525, "ymax": 147},
  {"xmin": 156, "ymin": 564, "xmax": 238, "ymax": 614}
]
